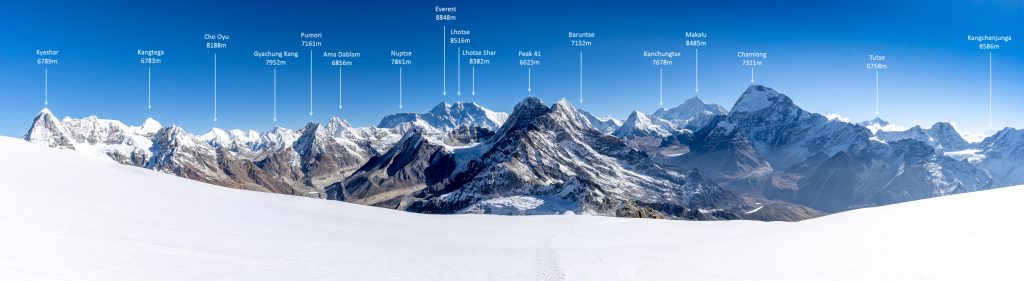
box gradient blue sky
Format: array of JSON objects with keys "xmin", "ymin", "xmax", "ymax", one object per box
[{"xmin": 0, "ymin": 0, "xmax": 1021, "ymax": 137}]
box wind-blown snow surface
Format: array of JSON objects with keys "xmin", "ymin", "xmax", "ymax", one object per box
[{"xmin": 0, "ymin": 136, "xmax": 1018, "ymax": 281}]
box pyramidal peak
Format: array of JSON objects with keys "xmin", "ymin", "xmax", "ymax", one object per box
[
  {"xmin": 327, "ymin": 116, "xmax": 351, "ymax": 128},
  {"xmin": 679, "ymin": 96, "xmax": 721, "ymax": 111},
  {"xmin": 551, "ymin": 98, "xmax": 579, "ymax": 116},
  {"xmin": 140, "ymin": 117, "xmax": 162, "ymax": 132},
  {"xmin": 497, "ymin": 96, "xmax": 552, "ymax": 134},
  {"xmin": 655, "ymin": 96, "xmax": 727, "ymax": 118},
  {"xmin": 548, "ymin": 98, "xmax": 587, "ymax": 127},
  {"xmin": 861, "ymin": 117, "xmax": 890, "ymax": 127},
  {"xmin": 30, "ymin": 108, "xmax": 62, "ymax": 128},
  {"xmin": 25, "ymin": 107, "xmax": 73, "ymax": 149},
  {"xmin": 679, "ymin": 96, "xmax": 719, "ymax": 110},
  {"xmin": 731, "ymin": 84, "xmax": 790, "ymax": 113},
  {"xmin": 613, "ymin": 110, "xmax": 672, "ymax": 138},
  {"xmin": 627, "ymin": 110, "xmax": 652, "ymax": 123},
  {"xmin": 512, "ymin": 96, "xmax": 549, "ymax": 115},
  {"xmin": 429, "ymin": 101, "xmax": 454, "ymax": 114},
  {"xmin": 201, "ymin": 127, "xmax": 231, "ymax": 141},
  {"xmin": 324, "ymin": 116, "xmax": 354, "ymax": 137}
]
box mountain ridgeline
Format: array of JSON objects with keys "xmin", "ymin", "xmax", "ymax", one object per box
[{"xmin": 25, "ymin": 86, "xmax": 1016, "ymax": 220}]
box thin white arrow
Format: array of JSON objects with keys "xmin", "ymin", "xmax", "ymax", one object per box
[
  {"xmin": 213, "ymin": 53, "xmax": 218, "ymax": 122},
  {"xmin": 579, "ymin": 51, "xmax": 584, "ymax": 104},
  {"xmin": 875, "ymin": 70, "xmax": 879, "ymax": 116},
  {"xmin": 694, "ymin": 49, "xmax": 700, "ymax": 93},
  {"xmin": 457, "ymin": 47, "xmax": 461, "ymax": 96},
  {"xmin": 442, "ymin": 26, "xmax": 447, "ymax": 96},
  {"xmin": 344, "ymin": 66, "xmax": 348, "ymax": 109},
  {"xmin": 309, "ymin": 50, "xmax": 313, "ymax": 117},
  {"xmin": 527, "ymin": 68, "xmax": 532, "ymax": 94},
  {"xmin": 750, "ymin": 67, "xmax": 755, "ymax": 84},
  {"xmin": 273, "ymin": 68, "xmax": 278, "ymax": 122},
  {"xmin": 659, "ymin": 68, "xmax": 664, "ymax": 107},
  {"xmin": 989, "ymin": 51, "xmax": 993, "ymax": 128},
  {"xmin": 399, "ymin": 67, "xmax": 404, "ymax": 109},
  {"xmin": 148, "ymin": 67, "xmax": 152, "ymax": 109},
  {"xmin": 471, "ymin": 66, "xmax": 476, "ymax": 96},
  {"xmin": 44, "ymin": 68, "xmax": 48, "ymax": 106}
]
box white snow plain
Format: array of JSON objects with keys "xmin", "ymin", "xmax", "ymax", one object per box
[{"xmin": 0, "ymin": 136, "xmax": 1019, "ymax": 281}]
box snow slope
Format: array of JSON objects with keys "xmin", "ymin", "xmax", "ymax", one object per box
[{"xmin": 0, "ymin": 136, "xmax": 1018, "ymax": 281}]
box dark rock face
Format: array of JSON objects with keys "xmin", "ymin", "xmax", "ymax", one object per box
[
  {"xmin": 326, "ymin": 130, "xmax": 456, "ymax": 207},
  {"xmin": 665, "ymin": 116, "xmax": 771, "ymax": 186},
  {"xmin": 24, "ymin": 109, "xmax": 81, "ymax": 150},
  {"xmin": 926, "ymin": 122, "xmax": 970, "ymax": 151},
  {"xmin": 403, "ymin": 98, "xmax": 749, "ymax": 219},
  {"xmin": 974, "ymin": 128, "xmax": 1024, "ymax": 187},
  {"xmin": 725, "ymin": 85, "xmax": 874, "ymax": 170},
  {"xmin": 766, "ymin": 151, "xmax": 866, "ymax": 212},
  {"xmin": 292, "ymin": 122, "xmax": 367, "ymax": 188}
]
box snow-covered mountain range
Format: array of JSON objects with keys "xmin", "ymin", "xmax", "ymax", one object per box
[
  {"xmin": 653, "ymin": 96, "xmax": 728, "ymax": 130},
  {"xmin": 405, "ymin": 98, "xmax": 748, "ymax": 219},
  {"xmin": 378, "ymin": 101, "xmax": 509, "ymax": 132},
  {"xmin": 23, "ymin": 84, "xmax": 1024, "ymax": 220},
  {"xmin": 1, "ymin": 135, "xmax": 1019, "ymax": 281},
  {"xmin": 651, "ymin": 85, "xmax": 993, "ymax": 212},
  {"xmin": 875, "ymin": 122, "xmax": 970, "ymax": 152}
]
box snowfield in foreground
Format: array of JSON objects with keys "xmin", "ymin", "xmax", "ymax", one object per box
[{"xmin": 0, "ymin": 136, "xmax": 1019, "ymax": 281}]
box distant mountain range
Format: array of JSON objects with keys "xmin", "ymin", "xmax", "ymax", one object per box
[{"xmin": 24, "ymin": 85, "xmax": 1021, "ymax": 221}]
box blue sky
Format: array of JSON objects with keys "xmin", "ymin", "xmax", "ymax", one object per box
[{"xmin": 0, "ymin": 0, "xmax": 1021, "ymax": 137}]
